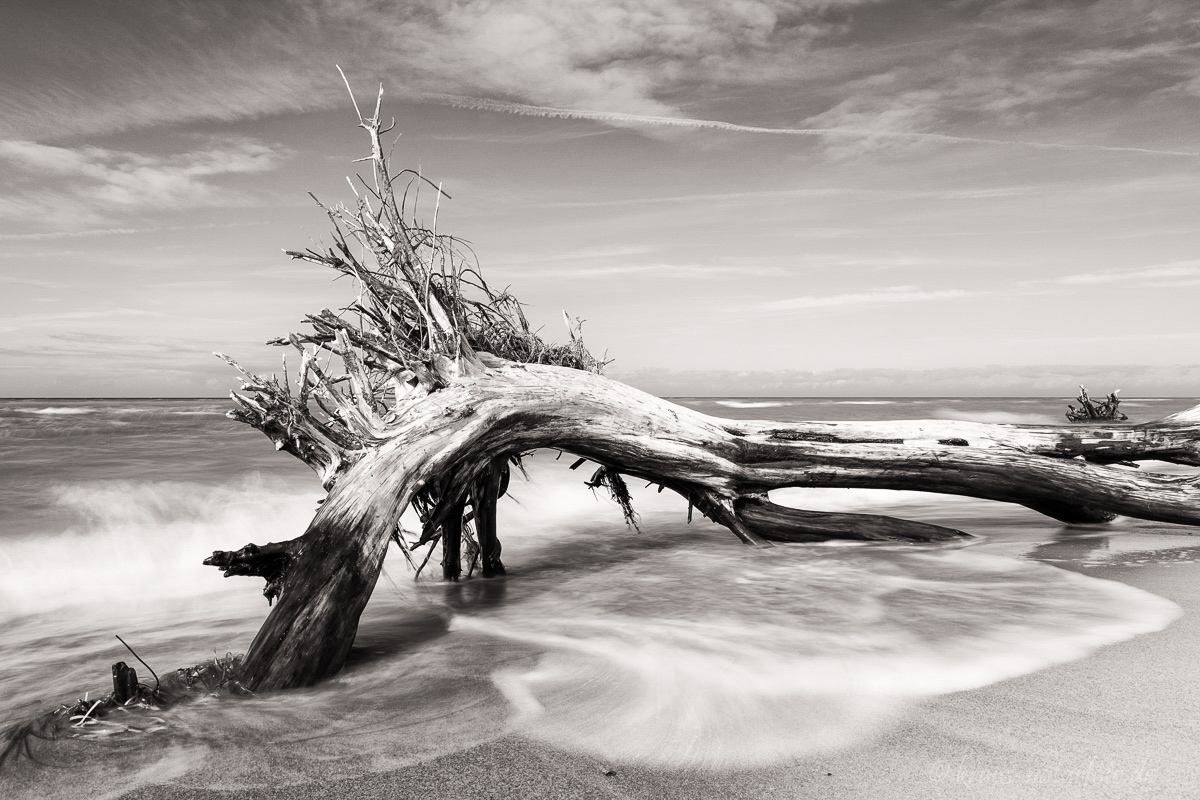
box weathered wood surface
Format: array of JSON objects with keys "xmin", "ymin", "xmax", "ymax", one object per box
[{"xmin": 111, "ymin": 662, "xmax": 138, "ymax": 705}]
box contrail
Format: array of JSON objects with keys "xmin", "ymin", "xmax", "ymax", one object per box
[
  {"xmin": 0, "ymin": 219, "xmax": 273, "ymax": 241},
  {"xmin": 423, "ymin": 93, "xmax": 1200, "ymax": 158}
]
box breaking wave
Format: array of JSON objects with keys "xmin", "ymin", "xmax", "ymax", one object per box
[
  {"xmin": 713, "ymin": 400, "xmax": 793, "ymax": 409},
  {"xmin": 0, "ymin": 478, "xmax": 322, "ymax": 617},
  {"xmin": 932, "ymin": 408, "xmax": 1057, "ymax": 424}
]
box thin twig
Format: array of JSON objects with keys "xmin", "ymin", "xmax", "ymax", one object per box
[
  {"xmin": 336, "ymin": 65, "xmax": 363, "ymax": 122},
  {"xmin": 116, "ymin": 635, "xmax": 161, "ymax": 692}
]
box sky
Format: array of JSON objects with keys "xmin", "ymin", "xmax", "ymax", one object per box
[{"xmin": 2, "ymin": 0, "xmax": 1200, "ymax": 397}]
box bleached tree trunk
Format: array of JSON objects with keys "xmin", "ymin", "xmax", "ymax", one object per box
[{"xmin": 210, "ymin": 358, "xmax": 1200, "ymax": 690}]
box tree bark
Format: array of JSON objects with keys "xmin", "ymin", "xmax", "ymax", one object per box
[
  {"xmin": 235, "ymin": 513, "xmax": 387, "ymax": 690},
  {"xmin": 441, "ymin": 500, "xmax": 464, "ymax": 582}
]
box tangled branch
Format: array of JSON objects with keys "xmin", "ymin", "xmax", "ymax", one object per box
[{"xmin": 216, "ymin": 76, "xmax": 607, "ymax": 494}]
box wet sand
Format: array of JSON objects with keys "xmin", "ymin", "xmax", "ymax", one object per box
[{"xmin": 111, "ymin": 542, "xmax": 1200, "ymax": 800}]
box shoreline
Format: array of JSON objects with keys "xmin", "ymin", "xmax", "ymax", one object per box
[{"xmin": 106, "ymin": 542, "xmax": 1200, "ymax": 800}]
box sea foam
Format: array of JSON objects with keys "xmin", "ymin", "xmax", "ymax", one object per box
[
  {"xmin": 0, "ymin": 477, "xmax": 322, "ymax": 617},
  {"xmin": 457, "ymin": 543, "xmax": 1180, "ymax": 769}
]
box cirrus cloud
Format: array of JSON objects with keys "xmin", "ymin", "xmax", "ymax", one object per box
[
  {"xmin": 758, "ymin": 285, "xmax": 973, "ymax": 312},
  {"xmin": 0, "ymin": 137, "xmax": 288, "ymax": 225},
  {"xmin": 8, "ymin": 0, "xmax": 1198, "ymax": 160}
]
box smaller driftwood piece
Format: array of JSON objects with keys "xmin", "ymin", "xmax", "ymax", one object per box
[
  {"xmin": 1066, "ymin": 386, "xmax": 1128, "ymax": 422},
  {"xmin": 0, "ymin": 640, "xmax": 250, "ymax": 768}
]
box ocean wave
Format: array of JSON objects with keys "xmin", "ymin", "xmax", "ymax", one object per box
[
  {"xmin": 932, "ymin": 408, "xmax": 1057, "ymax": 424},
  {"xmin": 0, "ymin": 477, "xmax": 322, "ymax": 617},
  {"xmin": 10, "ymin": 406, "xmax": 97, "ymax": 415},
  {"xmin": 769, "ymin": 486, "xmax": 982, "ymax": 513},
  {"xmin": 713, "ymin": 400, "xmax": 793, "ymax": 409}
]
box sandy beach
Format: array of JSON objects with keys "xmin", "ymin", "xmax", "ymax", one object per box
[{"xmin": 100, "ymin": 537, "xmax": 1200, "ymax": 800}]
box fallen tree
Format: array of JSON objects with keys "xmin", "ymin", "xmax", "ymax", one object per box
[{"xmin": 207, "ymin": 83, "xmax": 1200, "ymax": 693}]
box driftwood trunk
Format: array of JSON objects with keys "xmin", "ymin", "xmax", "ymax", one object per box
[
  {"xmin": 205, "ymin": 81, "xmax": 1200, "ymax": 693},
  {"xmin": 212, "ymin": 358, "xmax": 1200, "ymax": 690}
]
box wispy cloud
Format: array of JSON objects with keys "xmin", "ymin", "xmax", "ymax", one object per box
[
  {"xmin": 422, "ymin": 93, "xmax": 1200, "ymax": 157},
  {"xmin": 788, "ymin": 6, "xmax": 1200, "ymax": 160},
  {"xmin": 533, "ymin": 185, "xmax": 1043, "ymax": 210},
  {"xmin": 616, "ymin": 364, "xmax": 1200, "ymax": 397},
  {"xmin": 500, "ymin": 262, "xmax": 785, "ymax": 280},
  {"xmin": 0, "ymin": 219, "xmax": 274, "ymax": 241},
  {"xmin": 489, "ymin": 244, "xmax": 654, "ymax": 266},
  {"xmin": 1013, "ymin": 260, "xmax": 1200, "ymax": 292},
  {"xmin": 1052, "ymin": 260, "xmax": 1200, "ymax": 286},
  {"xmin": 0, "ymin": 138, "xmax": 287, "ymax": 226},
  {"xmin": 758, "ymin": 286, "xmax": 973, "ymax": 312},
  {"xmin": 0, "ymin": 330, "xmax": 247, "ymax": 395},
  {"xmin": 5, "ymin": 0, "xmax": 1198, "ymax": 161},
  {"xmin": 0, "ymin": 0, "xmax": 869, "ymax": 139},
  {"xmin": 0, "ymin": 307, "xmax": 169, "ymax": 336}
]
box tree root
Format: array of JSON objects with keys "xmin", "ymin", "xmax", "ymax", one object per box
[
  {"xmin": 585, "ymin": 466, "xmax": 640, "ymax": 530},
  {"xmin": 1066, "ymin": 386, "xmax": 1127, "ymax": 422}
]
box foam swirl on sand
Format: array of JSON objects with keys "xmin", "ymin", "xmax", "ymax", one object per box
[{"xmin": 455, "ymin": 542, "xmax": 1179, "ymax": 769}]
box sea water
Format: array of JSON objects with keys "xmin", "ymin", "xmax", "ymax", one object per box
[{"xmin": 0, "ymin": 397, "xmax": 1196, "ymax": 794}]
